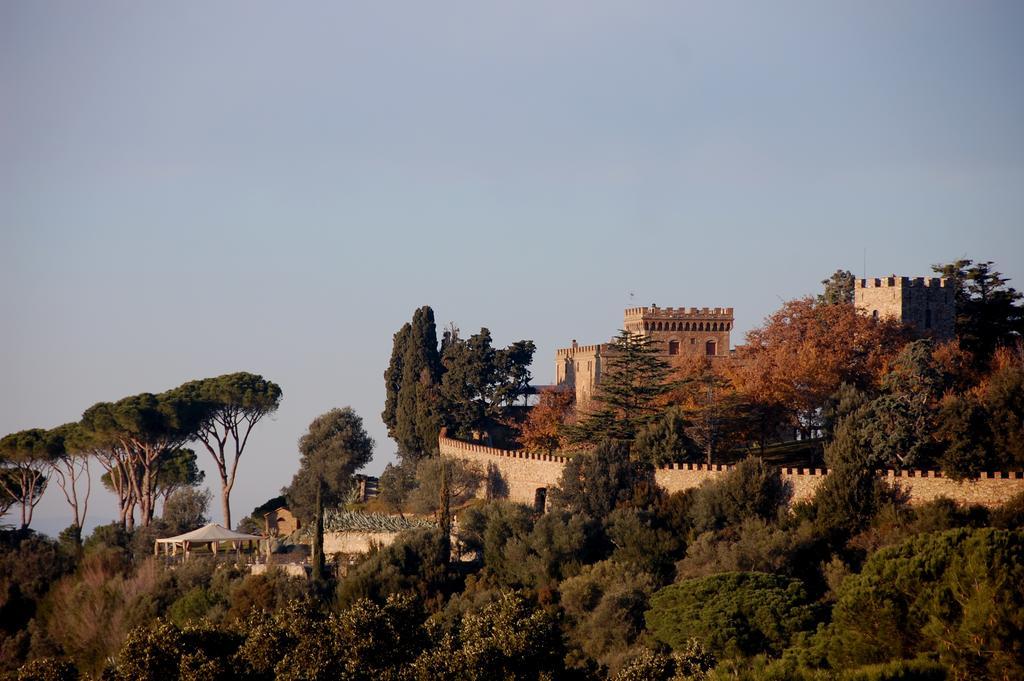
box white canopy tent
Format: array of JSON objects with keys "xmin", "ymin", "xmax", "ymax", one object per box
[{"xmin": 154, "ymin": 523, "xmax": 262, "ymax": 560}]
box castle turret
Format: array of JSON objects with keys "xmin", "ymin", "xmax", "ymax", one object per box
[{"xmin": 854, "ymin": 276, "xmax": 954, "ymax": 340}]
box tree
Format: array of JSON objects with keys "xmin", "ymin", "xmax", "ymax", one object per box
[
  {"xmin": 80, "ymin": 392, "xmax": 204, "ymax": 527},
  {"xmin": 382, "ymin": 321, "xmax": 412, "ymax": 437},
  {"xmin": 176, "ymin": 372, "xmax": 282, "ymax": 529},
  {"xmin": 687, "ymin": 457, "xmax": 792, "ymax": 534},
  {"xmin": 813, "ymin": 416, "xmax": 906, "ymax": 536},
  {"xmin": 647, "ymin": 572, "xmax": 818, "ymax": 659},
  {"xmin": 285, "ymin": 408, "xmax": 374, "ymax": 580},
  {"xmin": 48, "ymin": 423, "xmax": 93, "ymax": 531},
  {"xmin": 632, "ymin": 407, "xmax": 701, "ymax": 466},
  {"xmin": 394, "ymin": 306, "xmax": 445, "ymax": 460},
  {"xmin": 73, "ymin": 417, "xmax": 135, "ymax": 530},
  {"xmin": 839, "ymin": 340, "xmax": 946, "ymax": 471},
  {"xmin": 731, "ymin": 297, "xmax": 909, "ymax": 441},
  {"xmin": 0, "ymin": 429, "xmax": 60, "ymax": 530},
  {"xmin": 439, "ymin": 328, "xmax": 536, "ymax": 440},
  {"xmin": 819, "ymin": 269, "xmax": 856, "ymax": 305},
  {"xmin": 550, "ymin": 440, "xmax": 647, "ymax": 520},
  {"xmin": 934, "ymin": 259, "xmax": 1024, "ymax": 363},
  {"xmin": 162, "ymin": 487, "xmax": 212, "ymax": 534},
  {"xmin": 669, "ymin": 357, "xmax": 746, "ymax": 464},
  {"xmin": 517, "ymin": 387, "xmax": 574, "ymax": 454},
  {"xmin": 407, "ymin": 456, "xmax": 483, "ymax": 519},
  {"xmin": 822, "ymin": 528, "xmax": 1024, "ymax": 680},
  {"xmin": 154, "ymin": 448, "xmax": 205, "ymax": 515},
  {"xmin": 567, "ymin": 330, "xmax": 675, "ymax": 446}
]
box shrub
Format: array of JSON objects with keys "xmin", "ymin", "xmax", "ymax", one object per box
[
  {"xmin": 646, "ymin": 572, "xmax": 818, "ymax": 659},
  {"xmin": 822, "ymin": 528, "xmax": 1023, "ymax": 679},
  {"xmin": 688, "ymin": 458, "xmax": 792, "ymax": 534},
  {"xmin": 336, "ymin": 528, "xmax": 450, "ymax": 609},
  {"xmin": 15, "ymin": 657, "xmax": 79, "ymax": 681},
  {"xmin": 559, "ymin": 560, "xmax": 659, "ymax": 673}
]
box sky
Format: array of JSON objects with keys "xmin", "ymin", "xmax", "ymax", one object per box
[{"xmin": 2, "ymin": 1, "xmax": 1022, "ymax": 537}]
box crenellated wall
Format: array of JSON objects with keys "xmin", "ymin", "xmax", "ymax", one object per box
[{"xmin": 440, "ymin": 436, "xmax": 1024, "ymax": 508}]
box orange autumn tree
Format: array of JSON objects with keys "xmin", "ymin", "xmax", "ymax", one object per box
[
  {"xmin": 731, "ymin": 297, "xmax": 911, "ymax": 441},
  {"xmin": 518, "ymin": 387, "xmax": 575, "ymax": 454}
]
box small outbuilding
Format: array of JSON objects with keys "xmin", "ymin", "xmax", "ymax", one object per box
[
  {"xmin": 155, "ymin": 523, "xmax": 262, "ymax": 561},
  {"xmin": 264, "ymin": 507, "xmax": 300, "ymax": 536}
]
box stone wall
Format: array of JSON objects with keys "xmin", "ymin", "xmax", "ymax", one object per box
[
  {"xmin": 323, "ymin": 530, "xmax": 401, "ymax": 555},
  {"xmin": 440, "ymin": 436, "xmax": 1024, "ymax": 508},
  {"xmin": 439, "ymin": 436, "xmax": 566, "ymax": 507}
]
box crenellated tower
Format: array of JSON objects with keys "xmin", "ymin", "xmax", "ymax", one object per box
[
  {"xmin": 854, "ymin": 276, "xmax": 954, "ymax": 341},
  {"xmin": 556, "ymin": 304, "xmax": 735, "ymax": 406}
]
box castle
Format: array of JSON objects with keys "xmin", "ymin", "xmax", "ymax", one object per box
[
  {"xmin": 554, "ymin": 275, "xmax": 955, "ymax": 407},
  {"xmin": 854, "ymin": 276, "xmax": 955, "ymax": 341},
  {"xmin": 555, "ymin": 305, "xmax": 734, "ymax": 406}
]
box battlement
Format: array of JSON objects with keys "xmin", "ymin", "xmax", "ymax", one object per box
[
  {"xmin": 440, "ymin": 435, "xmax": 1024, "ymax": 508},
  {"xmin": 856, "ymin": 276, "xmax": 949, "ymax": 289},
  {"xmin": 439, "ymin": 434, "xmax": 568, "ymax": 464},
  {"xmin": 624, "ymin": 306, "xmax": 734, "ymax": 319},
  {"xmin": 555, "ymin": 342, "xmax": 606, "ymax": 358}
]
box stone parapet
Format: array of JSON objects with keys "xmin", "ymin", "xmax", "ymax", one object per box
[{"xmin": 440, "ymin": 436, "xmax": 1024, "ymax": 508}]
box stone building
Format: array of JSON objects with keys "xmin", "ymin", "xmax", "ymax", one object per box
[
  {"xmin": 555, "ymin": 305, "xmax": 734, "ymax": 406},
  {"xmin": 854, "ymin": 276, "xmax": 955, "ymax": 341}
]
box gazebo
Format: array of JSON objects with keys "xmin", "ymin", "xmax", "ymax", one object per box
[{"xmin": 154, "ymin": 523, "xmax": 263, "ymax": 561}]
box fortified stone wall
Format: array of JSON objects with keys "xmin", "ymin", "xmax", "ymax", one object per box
[
  {"xmin": 439, "ymin": 436, "xmax": 566, "ymax": 507},
  {"xmin": 440, "ymin": 436, "xmax": 1024, "ymax": 508}
]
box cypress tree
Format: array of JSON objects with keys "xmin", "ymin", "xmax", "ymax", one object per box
[
  {"xmin": 394, "ymin": 307, "xmax": 443, "ymax": 460},
  {"xmin": 382, "ymin": 322, "xmax": 411, "ymax": 437}
]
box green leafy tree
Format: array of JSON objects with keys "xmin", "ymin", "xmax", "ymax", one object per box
[
  {"xmin": 688, "ymin": 457, "xmax": 792, "ymax": 534},
  {"xmin": 337, "ymin": 527, "xmax": 449, "ymax": 609},
  {"xmin": 175, "ymin": 372, "xmax": 282, "ymax": 529},
  {"xmin": 550, "ymin": 440, "xmax": 648, "ymax": 520},
  {"xmin": 0, "ymin": 429, "xmax": 60, "ymax": 530},
  {"xmin": 822, "ymin": 528, "xmax": 1024, "ymax": 680},
  {"xmin": 47, "ymin": 423, "xmax": 92, "ymax": 532},
  {"xmin": 286, "ymin": 408, "xmax": 374, "ymax": 580},
  {"xmin": 819, "ymin": 269, "xmax": 856, "ymax": 305},
  {"xmin": 154, "ymin": 447, "xmax": 204, "ymax": 515},
  {"xmin": 162, "ymin": 487, "xmax": 212, "ymax": 534},
  {"xmin": 632, "ymin": 407, "xmax": 701, "ymax": 466},
  {"xmin": 382, "ymin": 321, "xmax": 412, "ymax": 437},
  {"xmin": 813, "ymin": 417, "xmax": 907, "ymax": 536},
  {"xmin": 394, "ymin": 306, "xmax": 445, "ymax": 460},
  {"xmin": 559, "ymin": 560, "xmax": 660, "ymax": 673},
  {"xmin": 933, "ymin": 259, "xmax": 1024, "ymax": 363},
  {"xmin": 646, "ymin": 571, "xmax": 818, "ymax": 659},
  {"xmin": 80, "ymin": 392, "xmax": 204, "ymax": 527},
  {"xmin": 410, "ymin": 591, "xmax": 564, "ymax": 680},
  {"xmin": 439, "ymin": 328, "xmax": 536, "ymax": 440},
  {"xmin": 567, "ymin": 330, "xmax": 675, "ymax": 446}
]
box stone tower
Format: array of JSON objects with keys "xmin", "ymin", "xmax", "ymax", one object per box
[
  {"xmin": 623, "ymin": 305, "xmax": 733, "ymax": 361},
  {"xmin": 555, "ymin": 305, "xmax": 734, "ymax": 406},
  {"xmin": 854, "ymin": 276, "xmax": 955, "ymax": 341}
]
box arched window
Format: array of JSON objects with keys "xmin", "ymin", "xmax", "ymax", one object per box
[
  {"xmin": 533, "ymin": 488, "xmax": 547, "ymax": 513},
  {"xmin": 872, "ymin": 310, "xmax": 879, "ymax": 320},
  {"xmin": 705, "ymin": 340, "xmax": 717, "ymax": 356}
]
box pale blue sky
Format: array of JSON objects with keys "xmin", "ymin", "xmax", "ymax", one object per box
[{"xmin": 2, "ymin": 2, "xmax": 1022, "ymax": 536}]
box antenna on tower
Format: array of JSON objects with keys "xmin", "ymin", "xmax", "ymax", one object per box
[{"xmin": 863, "ymin": 248, "xmax": 867, "ymax": 280}]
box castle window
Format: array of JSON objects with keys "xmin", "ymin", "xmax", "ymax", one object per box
[
  {"xmin": 705, "ymin": 340, "xmax": 717, "ymax": 356},
  {"xmin": 925, "ymin": 309, "xmax": 932, "ymax": 329},
  {"xmin": 668, "ymin": 340, "xmax": 680, "ymax": 355},
  {"xmin": 872, "ymin": 310, "xmax": 879, "ymax": 321},
  {"xmin": 690, "ymin": 338, "xmax": 695, "ymax": 344}
]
